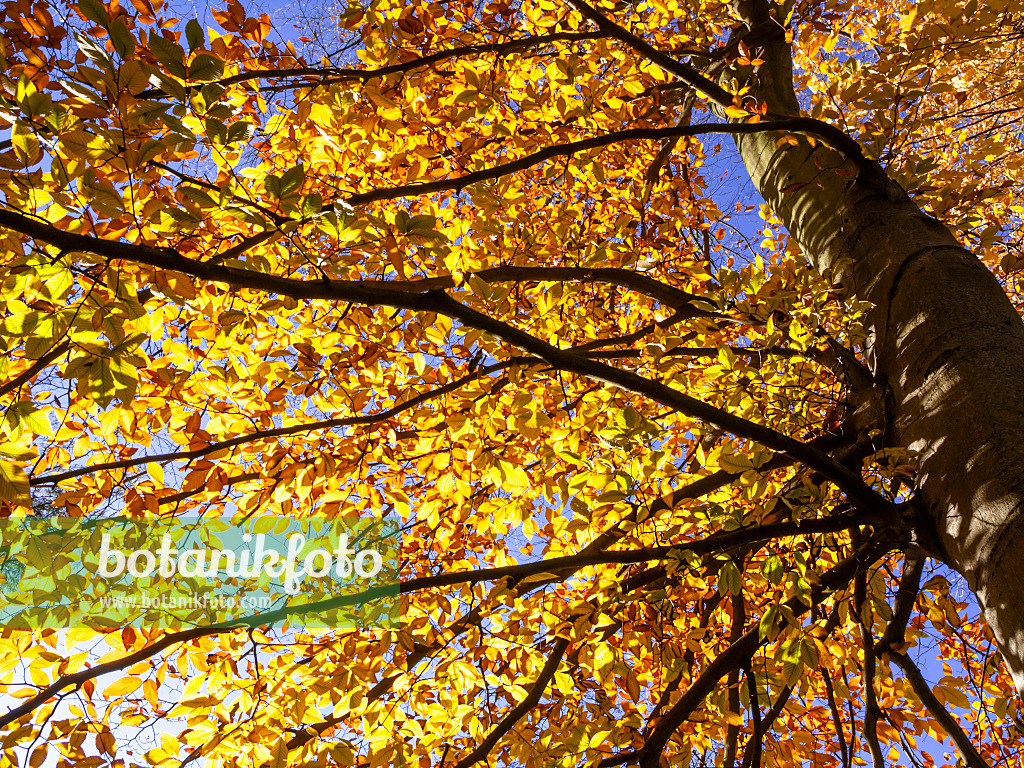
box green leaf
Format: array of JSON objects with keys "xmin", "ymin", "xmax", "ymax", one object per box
[
  {"xmin": 224, "ymin": 205, "xmax": 268, "ymax": 226},
  {"xmin": 16, "ymin": 86, "xmax": 51, "ymax": 121},
  {"xmin": 204, "ymin": 117, "xmax": 227, "ymax": 146},
  {"xmin": 0, "ymin": 438, "xmax": 36, "ymax": 461},
  {"xmin": 109, "ymin": 17, "xmax": 135, "ymax": 57},
  {"xmin": 394, "ymin": 209, "xmax": 411, "ymax": 234},
  {"xmin": 14, "ymin": 75, "xmax": 37, "ymax": 105},
  {"xmin": 279, "ymin": 165, "xmax": 304, "ymax": 197},
  {"xmin": 77, "ymin": 356, "xmax": 117, "ymax": 409},
  {"xmin": 40, "ymin": 269, "xmax": 73, "ymax": 301},
  {"xmin": 406, "ymin": 214, "xmax": 441, "ymax": 238},
  {"xmin": 108, "ymin": 357, "xmax": 140, "ymax": 403},
  {"xmin": 26, "ymin": 536, "xmax": 52, "ymax": 571},
  {"xmin": 147, "ymin": 70, "xmax": 187, "ymax": 102},
  {"xmin": 159, "ymin": 115, "xmax": 196, "ymax": 144},
  {"xmin": 84, "ymin": 179, "xmax": 125, "ymax": 215},
  {"xmin": 718, "ymin": 560, "xmax": 742, "ymax": 596},
  {"xmin": 779, "ymin": 637, "xmax": 802, "ymax": 665},
  {"xmin": 4, "ymin": 401, "xmax": 53, "ymax": 437},
  {"xmin": 11, "ymin": 125, "xmax": 39, "ymax": 165},
  {"xmin": 130, "ymin": 100, "xmax": 170, "ymax": 127},
  {"xmin": 593, "ymin": 643, "xmax": 614, "ymax": 676},
  {"xmin": 301, "ymin": 192, "xmax": 324, "ymax": 218},
  {"xmin": 226, "ymin": 121, "xmax": 254, "ymax": 145},
  {"xmin": 180, "ymin": 186, "xmax": 218, "ymax": 209},
  {"xmin": 0, "ymin": 461, "xmax": 29, "ymax": 506},
  {"xmin": 73, "ymin": 32, "xmax": 114, "ymax": 73},
  {"xmin": 758, "ymin": 605, "xmax": 780, "ymax": 641},
  {"xmin": 761, "ymin": 555, "xmax": 784, "ymax": 586},
  {"xmin": 77, "ymin": 0, "xmax": 110, "ymax": 28},
  {"xmin": 187, "ymin": 54, "xmax": 224, "ymax": 83},
  {"xmin": 218, "ymin": 310, "xmax": 246, "ymax": 327},
  {"xmin": 185, "ymin": 19, "xmax": 204, "ymax": 52},
  {"xmin": 264, "ymin": 175, "xmax": 281, "ymax": 200},
  {"xmin": 799, "ymin": 637, "xmax": 819, "ymax": 668},
  {"xmin": 152, "ymin": 208, "xmax": 200, "ymax": 232},
  {"xmin": 58, "ymin": 78, "xmax": 100, "ymax": 101},
  {"xmin": 203, "ymin": 104, "xmax": 233, "ymax": 121},
  {"xmin": 61, "ymin": 130, "xmax": 114, "ymax": 161},
  {"xmin": 149, "ymin": 32, "xmax": 186, "ymax": 79},
  {"xmin": 137, "ymin": 138, "xmax": 165, "ymax": 166},
  {"xmin": 199, "ymin": 83, "xmax": 226, "ymax": 109},
  {"xmin": 781, "ymin": 659, "xmax": 802, "ymax": 687},
  {"xmin": 25, "ymin": 327, "xmax": 62, "ymax": 360},
  {"xmin": 110, "ymin": 333, "xmax": 148, "ymax": 357},
  {"xmin": 719, "ymin": 451, "xmax": 754, "ymax": 474},
  {"xmin": 268, "ymin": 738, "xmax": 288, "ymax": 768}
]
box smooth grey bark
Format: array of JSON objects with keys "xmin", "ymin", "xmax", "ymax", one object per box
[{"xmin": 726, "ymin": 13, "xmax": 1024, "ymax": 695}]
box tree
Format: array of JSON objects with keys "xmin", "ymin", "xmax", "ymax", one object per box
[{"xmin": 0, "ymin": 0, "xmax": 1020, "ymax": 765}]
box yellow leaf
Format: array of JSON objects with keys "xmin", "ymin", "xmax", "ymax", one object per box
[
  {"xmin": 268, "ymin": 737, "xmax": 289, "ymax": 768},
  {"xmin": 719, "ymin": 452, "xmax": 754, "ymax": 474},
  {"xmin": 593, "ymin": 643, "xmax": 614, "ymax": 675},
  {"xmin": 554, "ymin": 670, "xmax": 575, "ymax": 697},
  {"xmin": 60, "ymin": 130, "xmax": 114, "ymax": 161},
  {"xmin": 160, "ymin": 731, "xmax": 178, "ymax": 756},
  {"xmin": 58, "ymin": 652, "xmax": 89, "ymax": 675},
  {"xmin": 12, "ymin": 127, "xmax": 39, "ymax": 165},
  {"xmin": 0, "ymin": 461, "xmax": 29, "ymax": 505},
  {"xmin": 26, "ymin": 537, "xmax": 52, "ymax": 571},
  {"xmin": 104, "ymin": 677, "xmax": 143, "ymax": 698},
  {"xmin": 899, "ymin": 6, "xmax": 919, "ymax": 32}
]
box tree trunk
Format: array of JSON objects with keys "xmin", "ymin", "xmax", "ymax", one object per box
[{"xmin": 729, "ymin": 17, "xmax": 1024, "ymax": 695}]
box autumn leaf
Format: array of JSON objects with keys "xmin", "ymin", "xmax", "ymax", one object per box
[
  {"xmin": 0, "ymin": 461, "xmax": 29, "ymax": 505},
  {"xmin": 104, "ymin": 677, "xmax": 142, "ymax": 698},
  {"xmin": 0, "ymin": 1, "xmax": 1020, "ymax": 767}
]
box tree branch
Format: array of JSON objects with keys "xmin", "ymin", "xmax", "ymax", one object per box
[
  {"xmin": 0, "ymin": 209, "xmax": 897, "ymax": 522},
  {"xmin": 452, "ymin": 637, "xmax": 570, "ymax": 768},
  {"xmin": 0, "ymin": 513, "xmax": 863, "ymax": 730},
  {"xmin": 154, "ymin": 470, "xmax": 260, "ymax": 507},
  {"xmin": 564, "ymin": 0, "xmax": 735, "ymax": 107},
  {"xmin": 136, "ymin": 32, "xmax": 605, "ymax": 99},
  {"xmin": 889, "ymin": 652, "xmax": 991, "ymax": 768},
  {"xmin": 31, "ymin": 360, "xmax": 517, "ymax": 486},
  {"xmin": 741, "ymin": 668, "xmax": 762, "ymax": 768},
  {"xmin": 405, "ymin": 513, "xmax": 865, "ymax": 592},
  {"xmin": 647, "ymin": 593, "xmax": 725, "ymax": 726},
  {"xmin": 855, "ymin": 571, "xmax": 885, "ymax": 768},
  {"xmin": 361, "ymin": 265, "xmax": 705, "ymax": 311},
  {"xmin": 582, "ymin": 436, "xmax": 850, "ymax": 557},
  {"xmin": 874, "ymin": 557, "xmax": 924, "ymax": 655},
  {"xmin": 822, "ymin": 667, "xmax": 851, "ymax": 768},
  {"xmin": 739, "ymin": 681, "xmax": 793, "ymax": 768},
  {"xmin": 0, "ymin": 341, "xmax": 71, "ymax": 399},
  {"xmin": 422, "ymin": 291, "xmax": 896, "ymax": 523},
  {"xmin": 602, "ymin": 542, "xmax": 889, "ymax": 768},
  {"xmin": 341, "ymin": 120, "xmax": 879, "ymax": 207},
  {"xmin": 723, "ymin": 586, "xmax": 747, "ymax": 768},
  {"xmin": 0, "ymin": 626, "xmax": 214, "ymax": 729}
]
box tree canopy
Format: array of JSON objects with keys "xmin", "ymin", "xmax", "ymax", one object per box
[{"xmin": 0, "ymin": 0, "xmax": 1022, "ymax": 766}]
